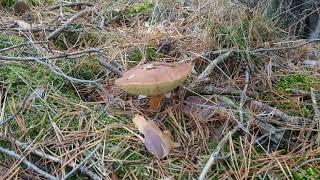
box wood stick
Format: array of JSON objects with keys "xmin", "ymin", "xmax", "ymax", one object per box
[
  {"xmin": 0, "ymin": 146, "xmax": 57, "ymax": 180},
  {"xmin": 0, "ymin": 48, "xmax": 102, "ymax": 62},
  {"xmin": 47, "ymin": 2, "xmax": 94, "ymax": 11},
  {"xmin": 62, "ymin": 144, "xmax": 101, "ymax": 180},
  {"xmin": 0, "ymin": 132, "xmax": 101, "ymax": 180},
  {"xmin": 199, "ymin": 125, "xmax": 240, "ymax": 180},
  {"xmin": 196, "ymin": 52, "xmax": 233, "ymax": 83},
  {"xmin": 47, "ymin": 8, "xmax": 93, "ymax": 39}
]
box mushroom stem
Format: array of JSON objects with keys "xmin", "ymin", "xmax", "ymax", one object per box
[{"xmin": 149, "ymin": 95, "xmax": 163, "ymax": 112}]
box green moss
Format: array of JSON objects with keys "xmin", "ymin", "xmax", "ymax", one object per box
[
  {"xmin": 27, "ymin": 0, "xmax": 39, "ymax": 6},
  {"xmin": 0, "ymin": 64, "xmax": 64, "ymax": 85},
  {"xmin": 52, "ymin": 32, "xmax": 79, "ymax": 50},
  {"xmin": 114, "ymin": 158, "xmax": 150, "ymax": 179},
  {"xmin": 0, "ymin": 0, "xmax": 44, "ymax": 7},
  {"xmin": 0, "ymin": 0, "xmax": 15, "ymax": 7},
  {"xmin": 277, "ymin": 74, "xmax": 317, "ymax": 91},
  {"xmin": 127, "ymin": 47, "xmax": 158, "ymax": 64},
  {"xmin": 127, "ymin": 0, "xmax": 153, "ymax": 15},
  {"xmin": 128, "ymin": 49, "xmax": 143, "ymax": 62},
  {"xmin": 0, "ymin": 33, "xmax": 25, "ymax": 49},
  {"xmin": 293, "ymin": 167, "xmax": 320, "ymax": 180},
  {"xmin": 57, "ymin": 56, "xmax": 102, "ymax": 80}
]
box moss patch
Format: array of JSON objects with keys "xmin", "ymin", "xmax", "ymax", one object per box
[
  {"xmin": 127, "ymin": 47, "xmax": 158, "ymax": 65},
  {"xmin": 127, "ymin": 0, "xmax": 153, "ymax": 15},
  {"xmin": 293, "ymin": 167, "xmax": 320, "ymax": 180},
  {"xmin": 0, "ymin": 33, "xmax": 25, "ymax": 49},
  {"xmin": 277, "ymin": 74, "xmax": 319, "ymax": 91}
]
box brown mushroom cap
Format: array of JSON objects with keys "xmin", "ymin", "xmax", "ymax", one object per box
[{"xmin": 115, "ymin": 62, "xmax": 192, "ymax": 96}]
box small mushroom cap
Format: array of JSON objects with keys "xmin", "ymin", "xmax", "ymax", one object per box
[{"xmin": 115, "ymin": 62, "xmax": 192, "ymax": 96}]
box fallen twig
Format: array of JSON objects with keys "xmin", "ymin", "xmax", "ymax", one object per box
[
  {"xmin": 250, "ymin": 100, "xmax": 309, "ymax": 125},
  {"xmin": 0, "ymin": 48, "xmax": 102, "ymax": 62},
  {"xmin": 239, "ymin": 67, "xmax": 249, "ymax": 123},
  {"xmin": 306, "ymin": 88, "xmax": 320, "ymax": 140},
  {"xmin": 47, "ymin": 8, "xmax": 93, "ymax": 39},
  {"xmin": 199, "ymin": 39, "xmax": 320, "ymax": 59},
  {"xmin": 199, "ymin": 124, "xmax": 241, "ymax": 180},
  {"xmin": 47, "ymin": 2, "xmax": 94, "ymax": 11},
  {"xmin": 196, "ymin": 86, "xmax": 256, "ymax": 97},
  {"xmin": 63, "ymin": 144, "xmax": 101, "ymax": 180},
  {"xmin": 0, "ymin": 27, "xmax": 83, "ymax": 33},
  {"xmin": 98, "ymin": 59, "xmax": 123, "ymax": 77},
  {"xmin": 0, "ymin": 146, "xmax": 57, "ymax": 180},
  {"xmin": 196, "ymin": 52, "xmax": 233, "ymax": 83},
  {"xmin": 0, "ymin": 41, "xmax": 48, "ymax": 53},
  {"xmin": 257, "ymin": 122, "xmax": 284, "ymax": 144},
  {"xmin": 0, "ymin": 132, "xmax": 101, "ymax": 180}
]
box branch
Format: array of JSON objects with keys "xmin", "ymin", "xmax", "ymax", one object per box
[
  {"xmin": 0, "ymin": 41, "xmax": 48, "ymax": 53},
  {"xmin": 62, "ymin": 144, "xmax": 101, "ymax": 180},
  {"xmin": 0, "ymin": 48, "xmax": 102, "ymax": 62},
  {"xmin": 239, "ymin": 67, "xmax": 250, "ymax": 123},
  {"xmin": 200, "ymin": 39, "xmax": 320, "ymax": 57},
  {"xmin": 47, "ymin": 2, "xmax": 94, "ymax": 11},
  {"xmin": 199, "ymin": 124, "xmax": 240, "ymax": 180},
  {"xmin": 47, "ymin": 8, "xmax": 93, "ymax": 39},
  {"xmin": 196, "ymin": 52, "xmax": 233, "ymax": 82},
  {"xmin": 0, "ymin": 27, "xmax": 84, "ymax": 34},
  {"xmin": 0, "ymin": 146, "xmax": 57, "ymax": 180},
  {"xmin": 0, "ymin": 132, "xmax": 101, "ymax": 180},
  {"xmin": 98, "ymin": 59, "xmax": 123, "ymax": 77},
  {"xmin": 295, "ymin": 157, "xmax": 320, "ymax": 170},
  {"xmin": 250, "ymin": 100, "xmax": 310, "ymax": 125},
  {"xmin": 306, "ymin": 88, "xmax": 320, "ymax": 140}
]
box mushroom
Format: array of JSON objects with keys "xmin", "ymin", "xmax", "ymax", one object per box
[
  {"xmin": 115, "ymin": 62, "xmax": 192, "ymax": 111},
  {"xmin": 14, "ymin": 1, "xmax": 30, "ymax": 15}
]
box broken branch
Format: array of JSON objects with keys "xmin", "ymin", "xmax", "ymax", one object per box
[{"xmin": 47, "ymin": 8, "xmax": 93, "ymax": 39}]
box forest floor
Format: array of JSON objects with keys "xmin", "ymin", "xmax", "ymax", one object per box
[{"xmin": 1, "ymin": 0, "xmax": 320, "ymax": 179}]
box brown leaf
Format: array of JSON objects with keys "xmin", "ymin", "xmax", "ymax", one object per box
[
  {"xmin": 132, "ymin": 114, "xmax": 149, "ymax": 134},
  {"xmin": 132, "ymin": 114, "xmax": 179, "ymax": 159}
]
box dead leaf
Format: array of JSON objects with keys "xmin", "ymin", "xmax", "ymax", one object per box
[
  {"xmin": 132, "ymin": 114, "xmax": 149, "ymax": 134},
  {"xmin": 132, "ymin": 114, "xmax": 179, "ymax": 159}
]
